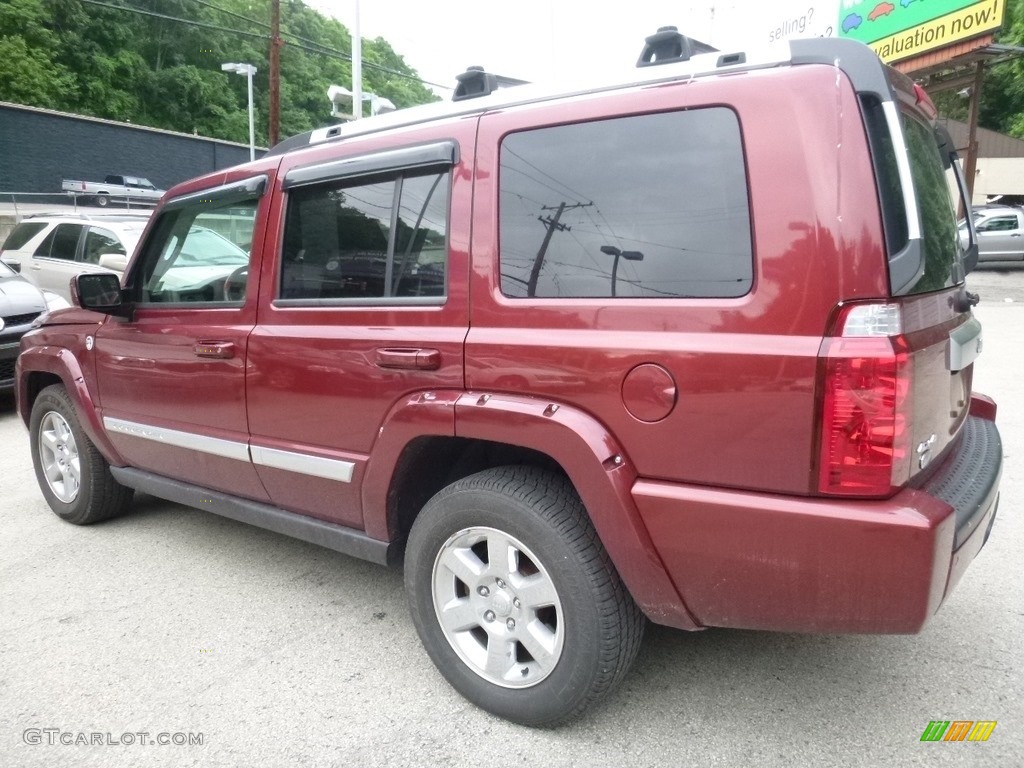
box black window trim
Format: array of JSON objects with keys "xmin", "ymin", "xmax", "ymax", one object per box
[
  {"xmin": 282, "ymin": 140, "xmax": 457, "ymax": 190},
  {"xmin": 162, "ymin": 175, "xmax": 268, "ymax": 213}
]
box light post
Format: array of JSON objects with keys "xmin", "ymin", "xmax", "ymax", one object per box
[
  {"xmin": 599, "ymin": 245, "xmax": 644, "ymax": 297},
  {"xmin": 222, "ymin": 62, "xmax": 257, "ymax": 161}
]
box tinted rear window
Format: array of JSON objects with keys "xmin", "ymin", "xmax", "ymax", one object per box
[
  {"xmin": 903, "ymin": 115, "xmax": 960, "ymax": 293},
  {"xmin": 1, "ymin": 222, "xmax": 46, "ymax": 251},
  {"xmin": 499, "ymin": 108, "xmax": 752, "ymax": 299}
]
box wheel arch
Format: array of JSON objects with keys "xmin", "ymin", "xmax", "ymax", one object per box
[
  {"xmin": 17, "ymin": 347, "xmax": 126, "ymax": 466},
  {"xmin": 364, "ymin": 390, "xmax": 699, "ymax": 629}
]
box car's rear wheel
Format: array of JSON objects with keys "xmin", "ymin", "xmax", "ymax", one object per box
[
  {"xmin": 95, "ymin": 193, "xmax": 109, "ymax": 207},
  {"xmin": 29, "ymin": 384, "xmax": 133, "ymax": 525},
  {"xmin": 404, "ymin": 465, "xmax": 645, "ymax": 727}
]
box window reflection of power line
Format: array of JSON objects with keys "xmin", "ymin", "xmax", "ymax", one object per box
[
  {"xmin": 504, "ymin": 148, "xmax": 593, "ymax": 203},
  {"xmin": 567, "ymin": 229, "xmax": 614, "ymax": 281},
  {"xmin": 569, "ymin": 226, "xmax": 746, "ymax": 257},
  {"xmin": 504, "ymin": 165, "xmax": 588, "ymax": 206}
]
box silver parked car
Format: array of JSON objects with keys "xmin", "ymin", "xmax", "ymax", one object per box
[
  {"xmin": 0, "ymin": 259, "xmax": 69, "ymax": 391},
  {"xmin": 960, "ymin": 206, "xmax": 1024, "ymax": 263},
  {"xmin": 0, "ymin": 213, "xmax": 150, "ymax": 301}
]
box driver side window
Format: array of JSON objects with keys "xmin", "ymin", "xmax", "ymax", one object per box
[{"xmin": 137, "ymin": 197, "xmax": 258, "ymax": 305}]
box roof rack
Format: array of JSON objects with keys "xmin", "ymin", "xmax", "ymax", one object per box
[
  {"xmin": 636, "ymin": 25, "xmax": 717, "ymax": 67},
  {"xmin": 270, "ymin": 36, "xmax": 885, "ymax": 159}
]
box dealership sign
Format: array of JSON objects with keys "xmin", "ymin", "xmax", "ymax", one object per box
[
  {"xmin": 730, "ymin": 0, "xmax": 1004, "ymax": 63},
  {"xmin": 841, "ymin": 0, "xmax": 1005, "ymax": 62}
]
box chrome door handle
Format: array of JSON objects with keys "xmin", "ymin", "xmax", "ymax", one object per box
[
  {"xmin": 194, "ymin": 341, "xmax": 235, "ymax": 359},
  {"xmin": 375, "ymin": 347, "xmax": 441, "ymax": 370}
]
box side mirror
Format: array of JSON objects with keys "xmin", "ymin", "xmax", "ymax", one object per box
[
  {"xmin": 3, "ymin": 259, "xmax": 21, "ymax": 273},
  {"xmin": 98, "ymin": 253, "xmax": 129, "ymax": 272},
  {"xmin": 73, "ymin": 273, "xmax": 127, "ymax": 314}
]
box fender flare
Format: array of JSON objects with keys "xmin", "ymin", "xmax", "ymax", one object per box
[
  {"xmin": 17, "ymin": 345, "xmax": 126, "ymax": 466},
  {"xmin": 364, "ymin": 390, "xmax": 699, "ymax": 630}
]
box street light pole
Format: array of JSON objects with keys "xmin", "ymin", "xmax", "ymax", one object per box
[
  {"xmin": 222, "ymin": 62, "xmax": 258, "ymax": 161},
  {"xmin": 599, "ymin": 245, "xmax": 645, "ymax": 297},
  {"xmin": 352, "ymin": 0, "xmax": 362, "ymax": 120},
  {"xmin": 245, "ymin": 66, "xmax": 255, "ymax": 161}
]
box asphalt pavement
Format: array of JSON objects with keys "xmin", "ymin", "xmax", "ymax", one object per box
[{"xmin": 1, "ymin": 270, "xmax": 1021, "ymax": 767}]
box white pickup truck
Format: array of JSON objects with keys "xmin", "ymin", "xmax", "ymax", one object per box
[{"xmin": 61, "ymin": 175, "xmax": 166, "ymax": 207}]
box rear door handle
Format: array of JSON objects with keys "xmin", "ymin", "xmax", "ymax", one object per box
[
  {"xmin": 194, "ymin": 341, "xmax": 235, "ymax": 359},
  {"xmin": 375, "ymin": 347, "xmax": 441, "ymax": 370}
]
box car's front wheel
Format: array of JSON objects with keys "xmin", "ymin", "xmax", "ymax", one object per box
[
  {"xmin": 404, "ymin": 466, "xmax": 645, "ymax": 727},
  {"xmin": 29, "ymin": 384, "xmax": 133, "ymax": 525}
]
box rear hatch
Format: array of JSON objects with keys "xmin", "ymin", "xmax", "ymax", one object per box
[{"xmin": 819, "ymin": 73, "xmax": 980, "ymax": 497}]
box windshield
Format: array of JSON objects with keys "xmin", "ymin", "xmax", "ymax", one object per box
[
  {"xmin": 119, "ymin": 225, "xmax": 147, "ymax": 257},
  {"xmin": 176, "ymin": 227, "xmax": 249, "ymax": 266}
]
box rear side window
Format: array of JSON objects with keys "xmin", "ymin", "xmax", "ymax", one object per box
[
  {"xmin": 1, "ymin": 222, "xmax": 46, "ymax": 251},
  {"xmin": 862, "ymin": 95, "xmax": 963, "ymax": 295},
  {"xmin": 499, "ymin": 107, "xmax": 752, "ymax": 299},
  {"xmin": 903, "ymin": 115, "xmax": 960, "ymax": 293},
  {"xmin": 34, "ymin": 224, "xmax": 82, "ymax": 260},
  {"xmin": 281, "ymin": 169, "xmax": 449, "ymax": 302}
]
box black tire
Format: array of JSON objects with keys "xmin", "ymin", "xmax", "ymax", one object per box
[
  {"xmin": 405, "ymin": 465, "xmax": 645, "ymax": 727},
  {"xmin": 29, "ymin": 384, "xmax": 133, "ymax": 525},
  {"xmin": 95, "ymin": 193, "xmax": 109, "ymax": 207}
]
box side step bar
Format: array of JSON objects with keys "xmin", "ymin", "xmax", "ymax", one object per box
[{"xmin": 111, "ymin": 467, "xmax": 397, "ymax": 566}]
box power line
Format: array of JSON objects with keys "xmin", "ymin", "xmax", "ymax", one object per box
[
  {"xmin": 80, "ymin": 0, "xmax": 269, "ymax": 40},
  {"xmin": 82, "ymin": 0, "xmax": 451, "ymax": 90},
  {"xmin": 188, "ymin": 0, "xmax": 453, "ymax": 90},
  {"xmin": 184, "ymin": 0, "xmax": 266, "ymax": 30}
]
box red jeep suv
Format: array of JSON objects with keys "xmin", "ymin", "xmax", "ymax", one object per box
[{"xmin": 16, "ymin": 32, "xmax": 1002, "ymax": 727}]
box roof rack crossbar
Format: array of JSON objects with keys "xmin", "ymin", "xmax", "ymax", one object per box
[
  {"xmin": 453, "ymin": 66, "xmax": 499, "ymax": 102},
  {"xmin": 637, "ymin": 25, "xmax": 717, "ymax": 68}
]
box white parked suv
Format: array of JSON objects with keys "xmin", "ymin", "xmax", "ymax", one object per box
[{"xmin": 0, "ymin": 213, "xmax": 150, "ymax": 301}]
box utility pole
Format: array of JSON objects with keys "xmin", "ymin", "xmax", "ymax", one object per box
[
  {"xmin": 963, "ymin": 60, "xmax": 984, "ymax": 207},
  {"xmin": 352, "ymin": 0, "xmax": 362, "ymax": 119},
  {"xmin": 526, "ymin": 201, "xmax": 592, "ymax": 297},
  {"xmin": 269, "ymin": 0, "xmax": 281, "ymax": 147}
]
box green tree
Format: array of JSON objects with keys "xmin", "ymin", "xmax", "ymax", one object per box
[
  {"xmin": 0, "ymin": 0, "xmax": 78, "ymax": 108},
  {"xmin": 0, "ymin": 0, "xmax": 437, "ymax": 146}
]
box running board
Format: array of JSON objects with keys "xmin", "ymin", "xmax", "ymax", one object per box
[{"xmin": 110, "ymin": 467, "xmax": 395, "ymax": 566}]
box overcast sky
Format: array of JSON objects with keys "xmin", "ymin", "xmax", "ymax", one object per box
[{"xmin": 304, "ymin": 1, "xmax": 818, "ymax": 95}]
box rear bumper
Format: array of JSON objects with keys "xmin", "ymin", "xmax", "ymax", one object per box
[{"xmin": 633, "ymin": 414, "xmax": 1002, "ymax": 634}]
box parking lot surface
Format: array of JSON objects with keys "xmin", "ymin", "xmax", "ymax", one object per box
[{"xmin": 1, "ymin": 269, "xmax": 1022, "ymax": 767}]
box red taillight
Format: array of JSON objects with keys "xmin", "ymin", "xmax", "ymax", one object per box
[{"xmin": 818, "ymin": 305, "xmax": 911, "ymax": 497}]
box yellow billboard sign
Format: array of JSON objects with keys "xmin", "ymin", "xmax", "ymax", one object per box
[{"xmin": 867, "ymin": 0, "xmax": 1005, "ymax": 62}]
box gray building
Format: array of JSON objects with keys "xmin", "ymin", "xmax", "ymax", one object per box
[{"xmin": 0, "ymin": 101, "xmax": 260, "ymax": 200}]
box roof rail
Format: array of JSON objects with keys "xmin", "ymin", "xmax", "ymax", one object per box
[
  {"xmin": 453, "ymin": 66, "xmax": 499, "ymax": 102},
  {"xmin": 636, "ymin": 25, "xmax": 717, "ymax": 67},
  {"xmin": 24, "ymin": 211, "xmax": 151, "ymax": 221}
]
